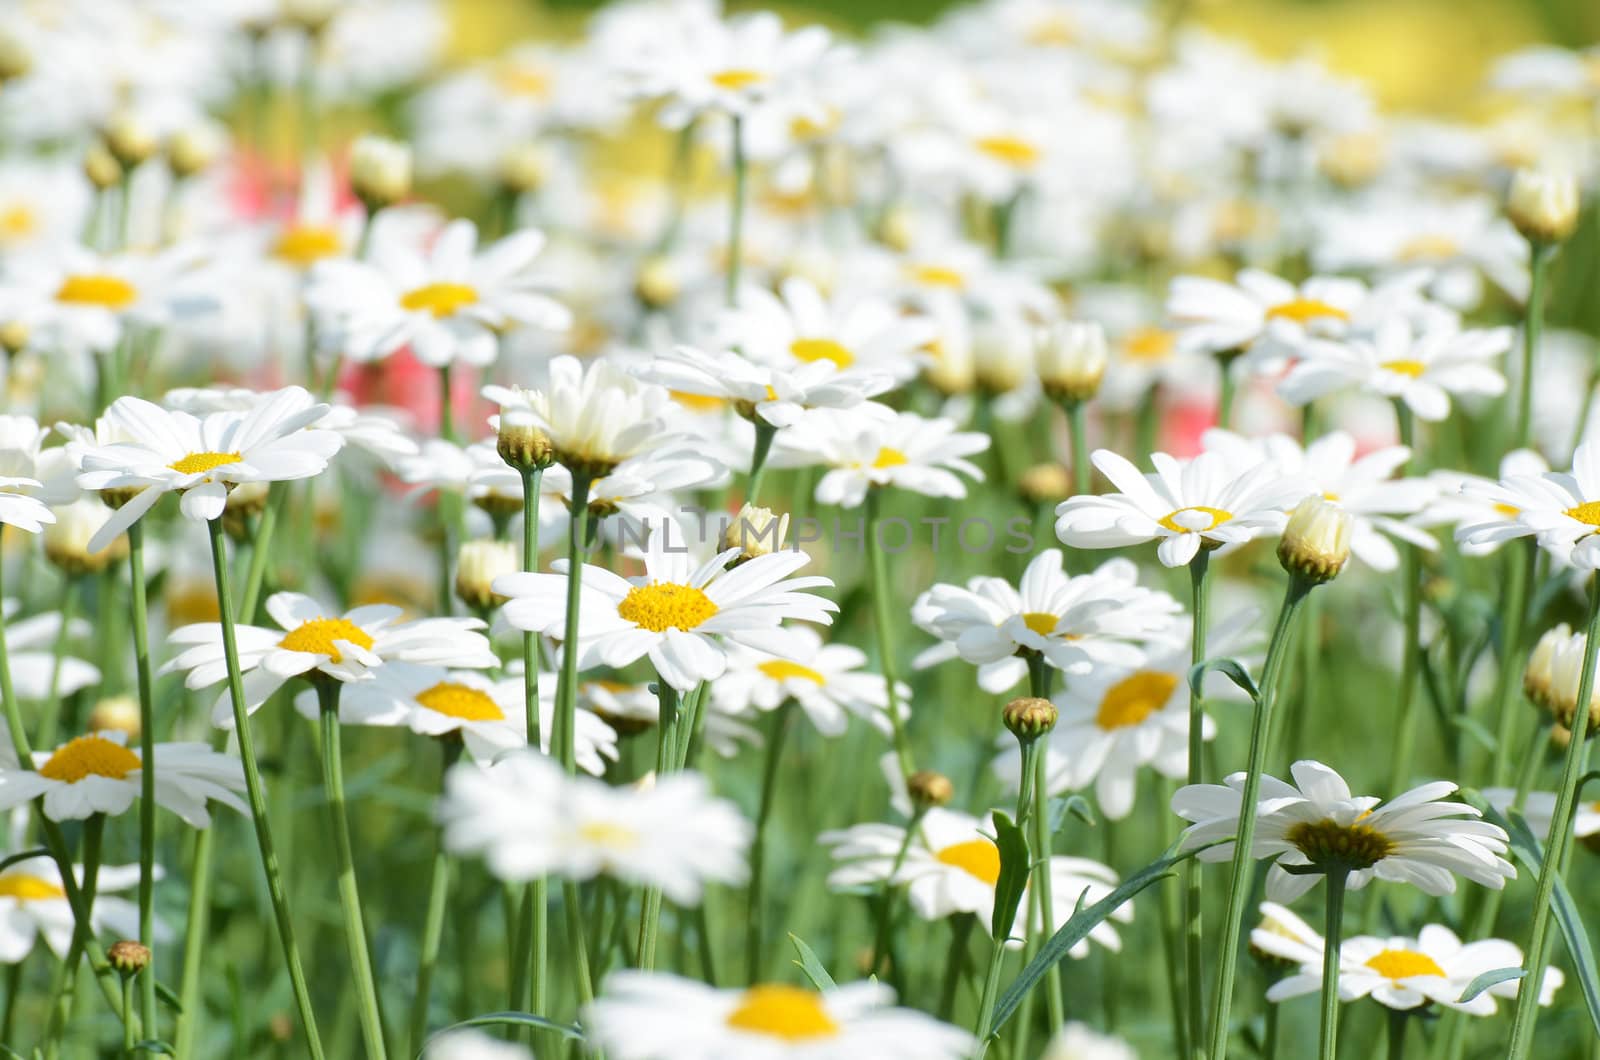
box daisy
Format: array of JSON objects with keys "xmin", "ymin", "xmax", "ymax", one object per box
[
  {"xmin": 293, "ymin": 662, "xmax": 619, "ymax": 776},
  {"xmin": 69, "ymin": 388, "xmax": 344, "ymax": 553},
  {"xmin": 1269, "ymin": 924, "xmax": 1563, "ymax": 1014},
  {"xmin": 585, "ymin": 972, "xmax": 974, "ymax": 1060},
  {"xmin": 306, "ymin": 219, "xmax": 570, "ymax": 368},
  {"xmin": 484, "ymin": 355, "xmax": 676, "ymax": 477},
  {"xmin": 1249, "ymin": 900, "xmax": 1327, "ymax": 970},
  {"xmin": 1415, "ymin": 450, "xmax": 1547, "ymax": 556},
  {"xmin": 1172, "ymin": 759, "xmax": 1515, "ymax": 902},
  {"xmin": 495, "ymin": 522, "xmax": 835, "ymax": 692},
  {"xmin": 1279, "ymin": 318, "xmax": 1512, "ymax": 422},
  {"xmin": 821, "ymin": 807, "xmax": 1132, "ymax": 950},
  {"xmin": 1464, "ymin": 439, "xmax": 1600, "ymax": 569},
  {"xmin": 438, "ymin": 750, "xmax": 750, "ymax": 902},
  {"xmin": 710, "ymin": 625, "xmax": 906, "ymax": 738},
  {"xmin": 0, "ymin": 730, "xmax": 246, "ymax": 827},
  {"xmin": 162, "ymin": 387, "xmax": 419, "ymax": 464},
  {"xmin": 724, "ymin": 277, "xmax": 931, "ymax": 384},
  {"xmin": 0, "ymin": 414, "xmax": 54, "ymax": 533},
  {"xmin": 631, "ymin": 345, "xmax": 893, "ymax": 429},
  {"xmin": 1520, "ymin": 623, "xmax": 1600, "ymax": 731},
  {"xmin": 0, "ymin": 601, "xmax": 100, "ymax": 700},
  {"xmin": 784, "ymin": 408, "xmax": 989, "ymax": 509},
  {"xmin": 1055, "ymin": 449, "xmax": 1305, "ymax": 567},
  {"xmin": 911, "ymin": 553, "xmax": 1184, "ymax": 694},
  {"xmin": 0, "ymin": 858, "xmax": 164, "ymax": 963},
  {"xmin": 3, "ymin": 243, "xmax": 210, "ymax": 356},
  {"xmin": 1484, "ymin": 788, "xmax": 1600, "ymax": 845},
  {"xmin": 162, "ymin": 591, "xmax": 498, "ymax": 725},
  {"xmin": 1166, "ymin": 268, "xmax": 1366, "ymax": 360}
]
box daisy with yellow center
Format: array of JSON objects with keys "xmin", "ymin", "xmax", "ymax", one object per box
[
  {"xmin": 1456, "ymin": 438, "xmax": 1600, "ymax": 571},
  {"xmin": 786, "ymin": 408, "xmax": 988, "ymax": 510},
  {"xmin": 1166, "ymin": 268, "xmax": 1365, "ymax": 367},
  {"xmin": 495, "ymin": 521, "xmax": 835, "ymax": 692},
  {"xmin": 0, "ymin": 858, "xmax": 155, "ymax": 964},
  {"xmin": 23, "ymin": 243, "xmax": 201, "ymax": 357},
  {"xmin": 721, "ymin": 277, "xmax": 931, "ymax": 387},
  {"xmin": 630, "ymin": 343, "xmax": 894, "ymax": 430},
  {"xmin": 712, "ymin": 625, "xmax": 907, "ymax": 737},
  {"xmin": 1414, "ymin": 449, "xmax": 1548, "ymax": 557}
]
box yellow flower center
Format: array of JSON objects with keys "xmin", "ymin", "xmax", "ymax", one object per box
[
  {"xmin": 756, "ymin": 660, "xmax": 826, "ymax": 685},
  {"xmin": 1158, "ymin": 506, "xmax": 1231, "ymax": 534},
  {"xmin": 415, "ymin": 682, "xmax": 504, "ymax": 722},
  {"xmin": 1566, "ymin": 501, "xmax": 1600, "ymax": 527},
  {"xmin": 168, "ymin": 451, "xmax": 243, "ymax": 475},
  {"xmin": 1381, "ymin": 360, "xmax": 1426, "ymax": 378},
  {"xmin": 616, "ymin": 582, "xmax": 720, "ymax": 633},
  {"xmin": 278, "ymin": 617, "xmax": 375, "ymax": 663},
  {"xmin": 0, "ymin": 204, "xmax": 36, "ymax": 240},
  {"xmin": 577, "ymin": 820, "xmax": 638, "ymax": 850},
  {"xmin": 935, "ymin": 837, "xmax": 1002, "ymax": 885},
  {"xmin": 1397, "ymin": 234, "xmax": 1458, "ymax": 261},
  {"xmin": 789, "ymin": 337, "xmax": 854, "ymax": 368},
  {"xmin": 907, "ymin": 263, "xmax": 966, "ymax": 289},
  {"xmin": 55, "ymin": 274, "xmax": 137, "ymax": 309},
  {"xmin": 710, "ymin": 69, "xmax": 766, "ymax": 91},
  {"xmin": 1123, "ymin": 326, "xmax": 1176, "ymax": 362},
  {"xmin": 39, "ymin": 734, "xmax": 141, "ymax": 783},
  {"xmin": 1265, "ymin": 298, "xmax": 1349, "ymax": 325},
  {"xmin": 975, "ymin": 135, "xmax": 1041, "ymax": 168},
  {"xmin": 1365, "ymin": 948, "xmax": 1446, "ymax": 981},
  {"xmin": 0, "ymin": 874, "xmax": 65, "ymax": 901},
  {"xmin": 400, "ymin": 282, "xmax": 479, "ymax": 318},
  {"xmin": 1285, "ymin": 817, "xmax": 1395, "ymax": 870},
  {"xmin": 1021, "ymin": 611, "xmax": 1059, "ymax": 637},
  {"xmin": 871, "ymin": 447, "xmax": 908, "ymax": 469},
  {"xmin": 497, "ymin": 64, "xmax": 550, "ymax": 97},
  {"xmin": 273, "ymin": 224, "xmax": 343, "ymax": 267},
  {"xmin": 725, "ymin": 984, "xmax": 839, "ymax": 1041},
  {"xmin": 1096, "ymin": 671, "xmax": 1179, "ymax": 730}
]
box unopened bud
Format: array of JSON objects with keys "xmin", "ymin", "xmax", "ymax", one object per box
[
  {"xmin": 1507, "ymin": 167, "xmax": 1579, "ymax": 245},
  {"xmin": 84, "ymin": 145, "xmax": 122, "ymax": 191},
  {"xmin": 456, "ymin": 538, "xmax": 518, "ymax": 612},
  {"xmin": 88, "ymin": 695, "xmax": 141, "ymax": 740},
  {"xmin": 45, "ymin": 499, "xmax": 126, "ymax": 576},
  {"xmin": 1003, "ymin": 696, "xmax": 1058, "ymax": 741},
  {"xmin": 1523, "ymin": 624, "xmax": 1565, "ymax": 714},
  {"xmin": 721, "ymin": 503, "xmax": 788, "ymax": 561},
  {"xmin": 104, "ymin": 110, "xmax": 159, "ymax": 169},
  {"xmin": 349, "ymin": 135, "xmax": 412, "ymax": 212},
  {"xmin": 908, "ymin": 770, "xmax": 954, "ymax": 810},
  {"xmin": 498, "ymin": 143, "xmax": 546, "ymax": 195},
  {"xmin": 107, "ymin": 940, "xmax": 150, "ymax": 976},
  {"xmin": 1277, "ymin": 496, "xmax": 1353, "ymax": 585},
  {"xmin": 167, "ymin": 123, "xmax": 226, "ymax": 179},
  {"xmin": 1038, "ymin": 321, "xmax": 1108, "ymax": 404},
  {"xmin": 1019, "ymin": 463, "xmax": 1073, "ymax": 505},
  {"xmin": 0, "ymin": 27, "xmax": 31, "ymax": 84},
  {"xmin": 496, "ymin": 411, "xmax": 554, "ymax": 472},
  {"xmin": 634, "ymin": 256, "xmax": 681, "ymax": 309},
  {"xmin": 0, "ymin": 319, "xmax": 29, "ymax": 356}
]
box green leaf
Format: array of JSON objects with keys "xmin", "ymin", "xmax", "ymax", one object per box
[
  {"xmin": 788, "ymin": 933, "xmax": 837, "ymax": 991},
  {"xmin": 155, "ymin": 979, "xmax": 183, "ymax": 1014},
  {"xmin": 0, "ymin": 848, "xmax": 50, "ymax": 875},
  {"xmin": 1046, "ymin": 794, "xmax": 1095, "ymax": 834},
  {"xmin": 1457, "ymin": 967, "xmax": 1524, "ymax": 1004},
  {"xmin": 1187, "ymin": 657, "xmax": 1258, "ymax": 703},
  {"xmin": 132, "ymin": 1041, "xmax": 176, "ymax": 1056},
  {"xmin": 990, "ymin": 846, "xmax": 1198, "ymax": 1033},
  {"xmin": 0, "ymin": 1044, "xmax": 25, "ymax": 1060},
  {"xmin": 1446, "ymin": 714, "xmax": 1497, "ymax": 754},
  {"xmin": 988, "ymin": 811, "xmax": 1030, "ymax": 942},
  {"xmin": 421, "ymin": 1010, "xmax": 583, "ymax": 1057}
]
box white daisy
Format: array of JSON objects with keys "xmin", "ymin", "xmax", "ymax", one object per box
[
  {"xmin": 1166, "ymin": 268, "xmax": 1366, "ymax": 360},
  {"xmin": 438, "ymin": 750, "xmax": 750, "ymax": 902},
  {"xmin": 4, "ymin": 243, "xmax": 210, "ymax": 356},
  {"xmin": 1457, "ymin": 439, "xmax": 1600, "ymax": 569},
  {"xmin": 0, "ymin": 414, "xmax": 55, "ymax": 533},
  {"xmin": 1416, "ymin": 450, "xmax": 1547, "ymax": 556},
  {"xmin": 724, "ymin": 277, "xmax": 931, "ymax": 384},
  {"xmin": 585, "ymin": 972, "xmax": 974, "ymax": 1060},
  {"xmin": 0, "ymin": 601, "xmax": 100, "ymax": 700},
  {"xmin": 784, "ymin": 408, "xmax": 989, "ymax": 509},
  {"xmin": 631, "ymin": 345, "xmax": 893, "ymax": 429},
  {"xmin": 911, "ymin": 553, "xmax": 1183, "ymax": 694},
  {"xmin": 710, "ymin": 625, "xmax": 906, "ymax": 738},
  {"xmin": 0, "ymin": 858, "xmax": 164, "ymax": 963},
  {"xmin": 484, "ymin": 355, "xmax": 675, "ymax": 477},
  {"xmin": 1055, "ymin": 449, "xmax": 1305, "ymax": 567}
]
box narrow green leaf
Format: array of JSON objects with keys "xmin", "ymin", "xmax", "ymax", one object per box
[
  {"xmin": 991, "ymin": 846, "xmax": 1198, "ymax": 1033},
  {"xmin": 1445, "ymin": 714, "xmax": 1497, "ymax": 753},
  {"xmin": 155, "ymin": 979, "xmax": 183, "ymax": 1013},
  {"xmin": 1187, "ymin": 657, "xmax": 1258, "ymax": 703},
  {"xmin": 132, "ymin": 1041, "xmax": 176, "ymax": 1056},
  {"xmin": 788, "ymin": 933, "xmax": 837, "ymax": 991},
  {"xmin": 0, "ymin": 1044, "xmax": 25, "ymax": 1060},
  {"xmin": 0, "ymin": 848, "xmax": 49, "ymax": 875},
  {"xmin": 1457, "ymin": 967, "xmax": 1524, "ymax": 1004},
  {"xmin": 988, "ymin": 811, "xmax": 1030, "ymax": 942},
  {"xmin": 1046, "ymin": 794, "xmax": 1095, "ymax": 834}
]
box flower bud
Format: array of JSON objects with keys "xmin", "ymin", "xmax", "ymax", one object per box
[
  {"xmin": 908, "ymin": 770, "xmax": 954, "ymax": 810},
  {"xmin": 45, "ymin": 499, "xmax": 126, "ymax": 576},
  {"xmin": 496, "ymin": 410, "xmax": 555, "ymax": 472},
  {"xmin": 634, "ymin": 256, "xmax": 681, "ymax": 310},
  {"xmin": 0, "ymin": 27, "xmax": 31, "ymax": 84},
  {"xmin": 1277, "ymin": 496, "xmax": 1353, "ymax": 585},
  {"xmin": 104, "ymin": 110, "xmax": 159, "ymax": 169},
  {"xmin": 83, "ymin": 144, "xmax": 122, "ymax": 191},
  {"xmin": 972, "ymin": 316, "xmax": 1032, "ymax": 396},
  {"xmin": 0, "ymin": 319, "xmax": 27, "ymax": 356},
  {"xmin": 1541, "ymin": 626, "xmax": 1600, "ymax": 734},
  {"xmin": 349, "ymin": 135, "xmax": 412, "ymax": 212},
  {"xmin": 925, "ymin": 335, "xmax": 976, "ymax": 396},
  {"xmin": 88, "ymin": 694, "xmax": 141, "ymax": 740},
  {"xmin": 1038, "ymin": 320, "xmax": 1108, "ymax": 404},
  {"xmin": 1507, "ymin": 167, "xmax": 1579, "ymax": 245},
  {"xmin": 1003, "ymin": 696, "xmax": 1058, "ymax": 741},
  {"xmin": 498, "ymin": 143, "xmax": 547, "ymax": 195},
  {"xmin": 1018, "ymin": 463, "xmax": 1072, "ymax": 505},
  {"xmin": 107, "ymin": 940, "xmax": 150, "ymax": 977},
  {"xmin": 281, "ymin": 0, "xmax": 338, "ymax": 34},
  {"xmin": 456, "ymin": 538, "xmax": 518, "ymax": 612},
  {"xmin": 1524, "ymin": 624, "xmax": 1567, "ymax": 714},
  {"xmin": 167, "ymin": 122, "xmax": 226, "ymax": 179},
  {"xmin": 721, "ymin": 503, "xmax": 789, "ymax": 561}
]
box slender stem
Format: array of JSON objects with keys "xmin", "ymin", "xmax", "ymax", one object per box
[
  {"xmin": 972, "ymin": 922, "xmax": 1009, "ymax": 1059},
  {"xmin": 938, "ymin": 915, "xmax": 974, "ymax": 1021},
  {"xmin": 0, "ymin": 960, "xmax": 21, "ymax": 1045},
  {"xmin": 517, "ymin": 466, "xmax": 548, "ymax": 1039},
  {"xmin": 240, "ymin": 481, "xmax": 288, "ymax": 623},
  {"xmin": 205, "ymin": 519, "xmax": 325, "ymax": 1059},
  {"xmin": 1207, "ymin": 578, "xmax": 1311, "ymax": 1060},
  {"xmin": 1385, "ymin": 403, "xmax": 1423, "ymax": 801},
  {"xmin": 725, "ymin": 114, "xmax": 746, "ymax": 308},
  {"xmin": 746, "ymin": 701, "xmax": 794, "ymax": 982},
  {"xmin": 1066, "ymin": 401, "xmax": 1090, "ymax": 496},
  {"xmin": 121, "ymin": 975, "xmax": 135, "ymax": 1056},
  {"xmin": 126, "ymin": 522, "xmax": 159, "ymax": 1038},
  {"xmin": 1506, "ymin": 577, "xmax": 1600, "ymax": 1057},
  {"xmin": 32, "ymin": 578, "xmax": 76, "ymax": 753},
  {"xmin": 1263, "ymin": 994, "xmax": 1279, "ymax": 1060},
  {"xmin": 1159, "ymin": 775, "xmax": 1190, "ymax": 1059},
  {"xmin": 173, "ymin": 823, "xmax": 216, "ymax": 1059},
  {"xmin": 869, "ymin": 807, "xmax": 926, "ymax": 978},
  {"xmin": 409, "ymin": 737, "xmax": 462, "ymax": 1057},
  {"xmin": 1184, "ymin": 550, "xmax": 1212, "ymax": 1059},
  {"xmin": 1318, "ymin": 871, "xmax": 1349, "ymax": 1060},
  {"xmin": 865, "ymin": 489, "xmax": 914, "ymax": 782},
  {"xmin": 555, "ymin": 472, "xmax": 593, "ymax": 774},
  {"xmin": 46, "ymin": 814, "xmax": 104, "ymax": 1057},
  {"xmin": 438, "ymin": 363, "xmax": 456, "ymax": 444},
  {"xmin": 637, "ymin": 680, "xmax": 680, "ymax": 970},
  {"xmin": 746, "ymin": 420, "xmax": 777, "ymax": 506},
  {"xmin": 563, "ymin": 879, "xmax": 597, "ymax": 1010},
  {"xmin": 1489, "ymin": 539, "xmax": 1537, "ymax": 786},
  {"xmin": 1514, "ymin": 244, "xmax": 1548, "ymax": 450},
  {"xmin": 1387, "ymin": 1009, "xmax": 1408, "ymax": 1060},
  {"xmin": 1031, "ymin": 742, "xmax": 1064, "ymax": 1032},
  {"xmin": 1216, "ymin": 357, "xmax": 1238, "ymax": 430}
]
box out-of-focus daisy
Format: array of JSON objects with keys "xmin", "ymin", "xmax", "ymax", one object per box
[
  {"xmin": 1173, "ymin": 759, "xmax": 1515, "ymax": 902},
  {"xmin": 1280, "ymin": 318, "xmax": 1511, "ymax": 422},
  {"xmin": 911, "ymin": 553, "xmax": 1183, "ymax": 693},
  {"xmin": 1166, "ymin": 269, "xmax": 1365, "ymax": 360},
  {"xmin": 439, "ymin": 751, "xmax": 750, "ymax": 902},
  {"xmin": 70, "ymin": 388, "xmax": 343, "ymax": 552},
  {"xmin": 821, "ymin": 807, "xmax": 1131, "ymax": 950},
  {"xmin": 0, "ymin": 414, "xmax": 54, "ymax": 533},
  {"xmin": 0, "ymin": 858, "xmax": 164, "ymax": 963},
  {"xmin": 494, "ymin": 522, "xmax": 835, "ymax": 691},
  {"xmin": 632, "ymin": 345, "xmax": 892, "ymax": 429},
  {"xmin": 586, "ymin": 972, "xmax": 974, "ymax": 1060},
  {"xmin": 1415, "ymin": 450, "xmax": 1548, "ymax": 556},
  {"xmin": 484, "ymin": 355, "xmax": 674, "ymax": 477},
  {"xmin": 0, "ymin": 730, "xmax": 246, "ymax": 826},
  {"xmin": 1459, "ymin": 439, "xmax": 1600, "ymax": 568},
  {"xmin": 1484, "ymin": 788, "xmax": 1600, "ymax": 845},
  {"xmin": 710, "ymin": 625, "xmax": 905, "ymax": 737},
  {"xmin": 307, "ymin": 219, "xmax": 570, "ymax": 367},
  {"xmin": 0, "ymin": 602, "xmax": 99, "ymax": 699},
  {"xmin": 725, "ymin": 277, "xmax": 930, "ymax": 384},
  {"xmin": 1056, "ymin": 449, "xmax": 1304, "ymax": 567},
  {"xmin": 4, "ymin": 243, "xmax": 209, "ymax": 356},
  {"xmin": 162, "ymin": 591, "xmax": 497, "ymax": 725},
  {"xmin": 785, "ymin": 408, "xmax": 988, "ymax": 509}
]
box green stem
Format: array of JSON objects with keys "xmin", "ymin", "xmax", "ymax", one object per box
[
  {"xmin": 205, "ymin": 518, "xmax": 325, "ymax": 1059},
  {"xmin": 637, "ymin": 681, "xmax": 680, "ymax": 971},
  {"xmin": 869, "ymin": 807, "xmax": 926, "ymax": 978},
  {"xmin": 409, "ymin": 737, "xmax": 463, "ymax": 1057},
  {"xmin": 746, "ymin": 701, "xmax": 794, "ymax": 982},
  {"xmin": 45, "ymin": 814, "xmax": 104, "ymax": 1057},
  {"xmin": 517, "ymin": 466, "xmax": 548, "ymax": 1040},
  {"xmin": 1067, "ymin": 401, "xmax": 1090, "ymax": 496},
  {"xmin": 1514, "ymin": 244, "xmax": 1548, "ymax": 450},
  {"xmin": 938, "ymin": 915, "xmax": 974, "ymax": 1020},
  {"xmin": 1030, "ymin": 742, "xmax": 1064, "ymax": 1032},
  {"xmin": 1388, "ymin": 1009, "xmax": 1408, "ymax": 1060},
  {"xmin": 32, "ymin": 577, "xmax": 77, "ymax": 755},
  {"xmin": 1385, "ymin": 402, "xmax": 1424, "ymax": 803},
  {"xmin": 554, "ymin": 472, "xmax": 593, "ymax": 774},
  {"xmin": 1207, "ymin": 578, "xmax": 1311, "ymax": 1060},
  {"xmin": 725, "ymin": 114, "xmax": 746, "ymax": 308},
  {"xmin": 746, "ymin": 420, "xmax": 777, "ymax": 506},
  {"xmin": 438, "ymin": 364, "xmax": 456, "ymax": 444},
  {"xmin": 1489, "ymin": 540, "xmax": 1537, "ymax": 786},
  {"xmin": 1318, "ymin": 870, "xmax": 1349, "ymax": 1060},
  {"xmin": 865, "ymin": 489, "xmax": 914, "ymax": 782},
  {"xmin": 240, "ymin": 481, "xmax": 288, "ymax": 623},
  {"xmin": 1217, "ymin": 358, "xmax": 1238, "ymax": 430},
  {"xmin": 1184, "ymin": 550, "xmax": 1212, "ymax": 1060},
  {"xmin": 1506, "ymin": 577, "xmax": 1600, "ymax": 1058},
  {"xmin": 121, "ymin": 975, "xmax": 135, "ymax": 1057},
  {"xmin": 126, "ymin": 522, "xmax": 159, "ymax": 1038},
  {"xmin": 972, "ymin": 922, "xmax": 1009, "ymax": 1058}
]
